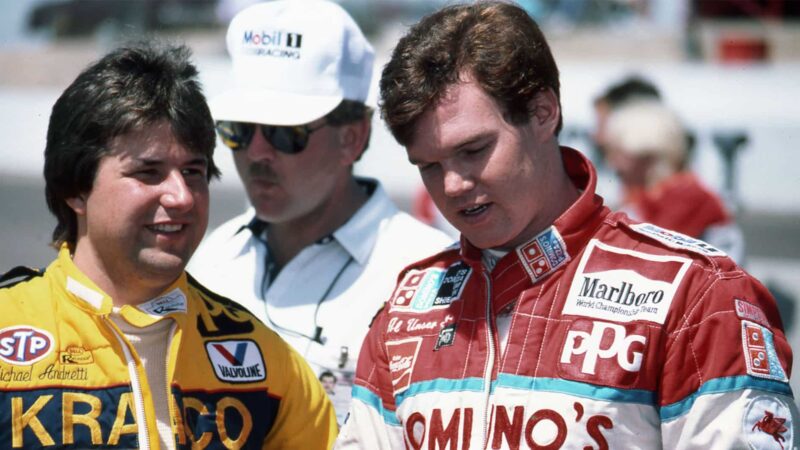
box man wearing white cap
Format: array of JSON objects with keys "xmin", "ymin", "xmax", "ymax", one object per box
[{"xmin": 189, "ymin": 0, "xmax": 452, "ymax": 425}]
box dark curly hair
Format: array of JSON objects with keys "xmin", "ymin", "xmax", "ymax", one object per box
[
  {"xmin": 380, "ymin": 1, "xmax": 562, "ymax": 147},
  {"xmin": 44, "ymin": 42, "xmax": 219, "ymax": 249}
]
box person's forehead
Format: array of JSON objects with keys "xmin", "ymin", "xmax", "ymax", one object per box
[{"xmin": 408, "ymin": 80, "xmax": 504, "ymax": 152}]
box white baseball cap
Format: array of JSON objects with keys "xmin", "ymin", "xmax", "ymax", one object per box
[{"xmin": 210, "ymin": 0, "xmax": 374, "ymax": 126}]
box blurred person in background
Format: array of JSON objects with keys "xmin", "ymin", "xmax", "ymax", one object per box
[
  {"xmin": 336, "ymin": 2, "xmax": 797, "ymax": 448},
  {"xmin": 604, "ymin": 100, "xmax": 745, "ymax": 263},
  {"xmin": 0, "ymin": 42, "xmax": 336, "ymax": 449},
  {"xmin": 591, "ymin": 74, "xmax": 662, "ymax": 162},
  {"xmin": 189, "ymin": 0, "xmax": 451, "ymax": 425}
]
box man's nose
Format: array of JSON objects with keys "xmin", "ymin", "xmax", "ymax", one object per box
[
  {"xmin": 442, "ymin": 166, "xmax": 474, "ymax": 198},
  {"xmin": 161, "ymin": 170, "xmax": 195, "ymax": 211},
  {"xmin": 244, "ymin": 126, "xmax": 278, "ymax": 161}
]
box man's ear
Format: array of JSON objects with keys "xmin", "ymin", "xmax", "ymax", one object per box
[
  {"xmin": 65, "ymin": 196, "xmax": 87, "ymax": 215},
  {"xmin": 529, "ymin": 88, "xmax": 560, "ymax": 140},
  {"xmin": 337, "ymin": 117, "xmax": 371, "ymax": 165}
]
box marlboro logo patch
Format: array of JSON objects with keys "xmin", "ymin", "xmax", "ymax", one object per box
[{"xmin": 562, "ymin": 240, "xmax": 691, "ymax": 324}]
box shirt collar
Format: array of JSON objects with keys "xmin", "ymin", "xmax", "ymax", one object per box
[
  {"xmin": 240, "ymin": 178, "xmax": 396, "ymax": 266},
  {"xmin": 55, "ymin": 244, "xmax": 192, "ymax": 323}
]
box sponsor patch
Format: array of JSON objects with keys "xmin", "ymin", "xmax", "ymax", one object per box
[
  {"xmin": 206, "ymin": 340, "xmax": 266, "ymax": 383},
  {"xmin": 435, "ymin": 323, "xmax": 457, "ymax": 350},
  {"xmin": 138, "ymin": 288, "xmax": 187, "ymax": 316},
  {"xmin": 744, "ymin": 395, "xmax": 793, "ymax": 450},
  {"xmin": 386, "ymin": 337, "xmax": 422, "ymax": 394},
  {"xmin": 742, "ymin": 321, "xmax": 788, "ymax": 382},
  {"xmin": 517, "ymin": 227, "xmax": 570, "ymax": 283},
  {"xmin": 391, "ymin": 262, "xmax": 470, "ymax": 313},
  {"xmin": 735, "ymin": 299, "xmax": 770, "ymax": 327},
  {"xmin": 59, "ymin": 346, "xmax": 94, "ymax": 365},
  {"xmin": 0, "ymin": 326, "xmax": 54, "ymax": 366},
  {"xmin": 558, "ymin": 319, "xmax": 647, "ymax": 386},
  {"xmin": 562, "ymin": 240, "xmax": 691, "ymax": 324},
  {"xmin": 630, "ymin": 223, "xmax": 726, "ymax": 257}
]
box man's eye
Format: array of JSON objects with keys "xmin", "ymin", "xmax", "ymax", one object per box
[
  {"xmin": 182, "ymin": 167, "xmax": 207, "ymax": 178},
  {"xmin": 134, "ymin": 169, "xmax": 159, "ymax": 177},
  {"xmin": 464, "ymin": 146, "xmax": 485, "ymax": 156}
]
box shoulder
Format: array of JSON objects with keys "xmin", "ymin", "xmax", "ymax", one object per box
[
  {"xmin": 186, "ymin": 275, "xmax": 301, "ymax": 362},
  {"xmin": 607, "ymin": 212, "xmax": 736, "ymax": 269},
  {"xmin": 597, "ymin": 212, "xmax": 769, "ymax": 325},
  {"xmin": 0, "ymin": 265, "xmax": 45, "ymax": 290}
]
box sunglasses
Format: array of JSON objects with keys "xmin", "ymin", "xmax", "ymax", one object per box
[{"xmin": 216, "ymin": 121, "xmax": 327, "ymax": 154}]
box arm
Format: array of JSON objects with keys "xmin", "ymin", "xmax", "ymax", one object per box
[
  {"xmin": 660, "ymin": 269, "xmax": 798, "ymax": 449},
  {"xmin": 335, "ymin": 307, "xmax": 405, "ymax": 449},
  {"xmin": 262, "ymin": 339, "xmax": 338, "ymax": 450}
]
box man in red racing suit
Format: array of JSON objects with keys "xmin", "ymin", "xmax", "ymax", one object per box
[
  {"xmin": 337, "ymin": 146, "xmax": 797, "ymax": 449},
  {"xmin": 336, "ymin": 3, "xmax": 797, "ymax": 449}
]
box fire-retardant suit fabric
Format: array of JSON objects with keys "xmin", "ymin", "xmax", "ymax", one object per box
[
  {"xmin": 0, "ymin": 246, "xmax": 337, "ymax": 449},
  {"xmin": 335, "ymin": 147, "xmax": 797, "ymax": 450}
]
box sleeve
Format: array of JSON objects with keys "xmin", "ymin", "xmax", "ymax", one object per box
[
  {"xmin": 262, "ymin": 339, "xmax": 338, "ymax": 450},
  {"xmin": 334, "ymin": 308, "xmax": 406, "ymax": 449},
  {"xmin": 659, "ymin": 268, "xmax": 799, "ymax": 449}
]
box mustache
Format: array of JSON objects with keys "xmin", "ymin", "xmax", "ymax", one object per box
[{"xmin": 247, "ymin": 163, "xmax": 279, "ymax": 181}]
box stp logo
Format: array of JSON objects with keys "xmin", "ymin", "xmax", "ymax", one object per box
[
  {"xmin": 559, "ymin": 320, "xmax": 647, "ymax": 386},
  {"xmin": 0, "ymin": 326, "xmax": 54, "ymax": 365}
]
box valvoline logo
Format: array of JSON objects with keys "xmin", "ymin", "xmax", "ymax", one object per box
[{"xmin": 0, "ymin": 326, "xmax": 54, "ymax": 365}]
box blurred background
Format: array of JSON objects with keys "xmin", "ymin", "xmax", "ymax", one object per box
[{"xmin": 1, "ymin": 0, "xmax": 799, "ymax": 395}]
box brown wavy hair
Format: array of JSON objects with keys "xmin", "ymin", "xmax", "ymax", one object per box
[{"xmin": 380, "ymin": 1, "xmax": 562, "ymax": 147}]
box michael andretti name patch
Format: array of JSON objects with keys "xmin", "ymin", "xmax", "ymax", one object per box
[
  {"xmin": 206, "ymin": 340, "xmax": 266, "ymax": 383},
  {"xmin": 562, "ymin": 240, "xmax": 691, "ymax": 324},
  {"xmin": 742, "ymin": 320, "xmax": 788, "ymax": 382}
]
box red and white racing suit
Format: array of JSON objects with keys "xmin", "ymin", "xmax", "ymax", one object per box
[{"xmin": 336, "ymin": 148, "xmax": 797, "ymax": 449}]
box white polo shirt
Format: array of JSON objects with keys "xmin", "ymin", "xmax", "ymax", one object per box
[{"xmin": 188, "ymin": 179, "xmax": 453, "ymax": 424}]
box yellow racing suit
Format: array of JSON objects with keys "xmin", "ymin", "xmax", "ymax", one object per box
[{"xmin": 0, "ymin": 246, "xmax": 337, "ymax": 449}]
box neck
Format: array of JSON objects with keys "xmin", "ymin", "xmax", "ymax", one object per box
[
  {"xmin": 71, "ymin": 246, "xmax": 177, "ymax": 307},
  {"xmin": 266, "ymin": 177, "xmax": 369, "ymax": 269}
]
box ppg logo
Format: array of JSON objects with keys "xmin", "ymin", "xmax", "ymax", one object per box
[
  {"xmin": 560, "ymin": 321, "xmax": 646, "ymax": 375},
  {"xmin": 0, "ymin": 326, "xmax": 54, "ymax": 365}
]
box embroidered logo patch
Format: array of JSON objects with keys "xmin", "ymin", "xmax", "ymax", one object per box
[
  {"xmin": 517, "ymin": 227, "xmax": 570, "ymax": 283},
  {"xmin": 391, "ymin": 262, "xmax": 470, "ymax": 313},
  {"xmin": 558, "ymin": 319, "xmax": 647, "ymax": 386},
  {"xmin": 735, "ymin": 299, "xmax": 770, "ymax": 327},
  {"xmin": 0, "ymin": 326, "xmax": 54, "ymax": 366},
  {"xmin": 562, "ymin": 240, "xmax": 691, "ymax": 324},
  {"xmin": 742, "ymin": 321, "xmax": 788, "ymax": 382},
  {"xmin": 744, "ymin": 395, "xmax": 794, "ymax": 450},
  {"xmin": 59, "ymin": 346, "xmax": 94, "ymax": 365},
  {"xmin": 630, "ymin": 223, "xmax": 726, "ymax": 256},
  {"xmin": 386, "ymin": 337, "xmax": 422, "ymax": 394},
  {"xmin": 138, "ymin": 288, "xmax": 187, "ymax": 316},
  {"xmin": 205, "ymin": 340, "xmax": 266, "ymax": 383},
  {"xmin": 435, "ymin": 323, "xmax": 457, "ymax": 351}
]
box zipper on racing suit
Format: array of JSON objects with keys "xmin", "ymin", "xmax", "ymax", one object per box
[
  {"xmin": 106, "ymin": 319, "xmax": 152, "ymax": 450},
  {"xmin": 481, "ymin": 270, "xmax": 496, "ymax": 450}
]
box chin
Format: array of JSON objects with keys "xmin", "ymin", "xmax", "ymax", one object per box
[{"xmin": 139, "ymin": 251, "xmax": 190, "ymax": 275}]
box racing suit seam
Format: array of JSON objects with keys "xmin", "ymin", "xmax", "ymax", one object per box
[
  {"xmin": 674, "ymin": 273, "xmax": 722, "ymax": 335},
  {"xmin": 492, "ymin": 261, "xmax": 519, "ymax": 279},
  {"xmin": 494, "ymin": 277, "xmax": 528, "ymax": 302},
  {"xmin": 515, "ymin": 286, "xmax": 544, "ymax": 375},
  {"xmin": 461, "ymin": 318, "xmax": 475, "ymax": 379},
  {"xmin": 532, "ymin": 279, "xmax": 563, "ymax": 379},
  {"xmin": 688, "ymin": 330, "xmax": 705, "ymax": 385},
  {"xmin": 500, "ymin": 294, "xmax": 523, "ymax": 371}
]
